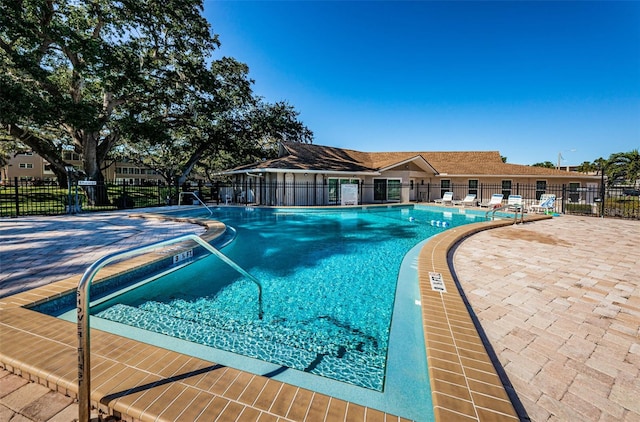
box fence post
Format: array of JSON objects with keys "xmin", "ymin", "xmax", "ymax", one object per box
[
  {"xmin": 13, "ymin": 177, "xmax": 20, "ymax": 217},
  {"xmin": 600, "ymin": 168, "xmax": 606, "ymax": 218}
]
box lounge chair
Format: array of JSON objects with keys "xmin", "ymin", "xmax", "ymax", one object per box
[
  {"xmin": 479, "ymin": 193, "xmax": 503, "ymax": 208},
  {"xmin": 529, "ymin": 194, "xmax": 556, "ymax": 214},
  {"xmin": 434, "ymin": 191, "xmax": 454, "ymax": 206},
  {"xmin": 454, "ymin": 194, "xmax": 477, "ymax": 207},
  {"xmin": 506, "ymin": 194, "xmax": 523, "ymax": 211}
]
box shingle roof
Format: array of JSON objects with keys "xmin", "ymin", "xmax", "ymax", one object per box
[
  {"xmin": 228, "ymin": 143, "xmax": 374, "ymax": 173},
  {"xmin": 225, "ymin": 142, "xmax": 593, "ymax": 177},
  {"xmin": 418, "ymin": 151, "xmax": 575, "ymax": 176}
]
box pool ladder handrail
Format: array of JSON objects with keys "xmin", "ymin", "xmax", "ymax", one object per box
[
  {"xmin": 178, "ymin": 191, "xmax": 213, "ymax": 215},
  {"xmin": 485, "ymin": 204, "xmax": 525, "ymax": 224},
  {"xmin": 76, "ymin": 234, "xmax": 263, "ymax": 422}
]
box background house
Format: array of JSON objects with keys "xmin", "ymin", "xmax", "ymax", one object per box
[
  {"xmin": 2, "ymin": 151, "xmax": 165, "ymax": 186},
  {"xmin": 220, "ymin": 142, "xmax": 601, "ymax": 207}
]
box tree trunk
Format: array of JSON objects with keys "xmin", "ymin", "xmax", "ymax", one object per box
[
  {"xmin": 177, "ymin": 147, "xmax": 206, "ymax": 187},
  {"xmin": 79, "ymin": 132, "xmax": 110, "ymax": 206}
]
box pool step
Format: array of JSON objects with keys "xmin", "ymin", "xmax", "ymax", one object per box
[
  {"xmin": 95, "ymin": 303, "xmax": 385, "ymax": 390},
  {"xmin": 139, "ymin": 300, "xmax": 382, "ymax": 358}
]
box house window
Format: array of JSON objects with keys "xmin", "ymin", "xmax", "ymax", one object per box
[
  {"xmin": 569, "ymin": 182, "xmax": 580, "ymax": 203},
  {"xmin": 440, "ymin": 179, "xmax": 451, "ymax": 198},
  {"xmin": 62, "ymin": 152, "xmax": 81, "ymax": 161},
  {"xmin": 374, "ymin": 178, "xmax": 401, "ymax": 201},
  {"xmin": 468, "ymin": 180, "xmax": 478, "ymax": 196},
  {"xmin": 501, "ymin": 180, "xmax": 512, "ymax": 198},
  {"xmin": 374, "ymin": 179, "xmax": 386, "ymax": 201},
  {"xmin": 535, "ymin": 180, "xmax": 547, "ymax": 200},
  {"xmin": 19, "ymin": 163, "xmax": 34, "ymax": 169},
  {"xmin": 387, "ymin": 179, "xmax": 401, "ymax": 201},
  {"xmin": 328, "ymin": 178, "xmax": 359, "ymax": 203}
]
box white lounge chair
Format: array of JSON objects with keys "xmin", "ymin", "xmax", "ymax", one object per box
[
  {"xmin": 479, "ymin": 194, "xmax": 503, "ymax": 208},
  {"xmin": 454, "ymin": 194, "xmax": 477, "ymax": 207},
  {"xmin": 529, "ymin": 194, "xmax": 556, "ymax": 214},
  {"xmin": 507, "ymin": 194, "xmax": 523, "ymax": 211},
  {"xmin": 434, "ymin": 191, "xmax": 454, "ymax": 206}
]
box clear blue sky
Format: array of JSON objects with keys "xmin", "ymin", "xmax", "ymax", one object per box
[{"xmin": 203, "ymin": 1, "xmax": 640, "ymax": 166}]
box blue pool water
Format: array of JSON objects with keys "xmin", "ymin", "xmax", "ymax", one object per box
[{"xmin": 44, "ymin": 205, "xmax": 486, "ymax": 420}]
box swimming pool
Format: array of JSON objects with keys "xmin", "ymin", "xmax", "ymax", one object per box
[{"xmin": 37, "ymin": 204, "xmax": 487, "ymax": 420}]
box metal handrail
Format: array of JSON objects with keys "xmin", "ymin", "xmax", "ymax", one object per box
[
  {"xmin": 178, "ymin": 191, "xmax": 213, "ymax": 215},
  {"xmin": 485, "ymin": 204, "xmax": 525, "ymax": 224},
  {"xmin": 76, "ymin": 234, "xmax": 263, "ymax": 421}
]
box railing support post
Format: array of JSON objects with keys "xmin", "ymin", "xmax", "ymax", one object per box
[
  {"xmin": 178, "ymin": 191, "xmax": 213, "ymax": 215},
  {"xmin": 13, "ymin": 177, "xmax": 19, "ymax": 216}
]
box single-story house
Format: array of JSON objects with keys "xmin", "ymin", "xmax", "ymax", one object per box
[{"xmin": 219, "ymin": 142, "xmax": 602, "ymax": 208}]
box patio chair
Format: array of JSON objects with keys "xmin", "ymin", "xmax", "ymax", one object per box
[
  {"xmin": 434, "ymin": 191, "xmax": 454, "ymax": 206},
  {"xmin": 479, "ymin": 193, "xmax": 503, "ymax": 208},
  {"xmin": 529, "ymin": 194, "xmax": 556, "ymax": 214},
  {"xmin": 506, "ymin": 194, "xmax": 523, "ymax": 211},
  {"xmin": 454, "ymin": 194, "xmax": 477, "ymax": 207}
]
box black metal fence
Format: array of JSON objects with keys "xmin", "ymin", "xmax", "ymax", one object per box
[
  {"xmin": 411, "ymin": 182, "xmax": 638, "ymax": 219},
  {"xmin": 0, "ymin": 178, "xmax": 169, "ymax": 217},
  {"xmin": 1, "ymin": 177, "xmax": 638, "ymax": 219}
]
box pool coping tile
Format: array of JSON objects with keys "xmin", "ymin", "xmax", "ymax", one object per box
[{"xmin": 418, "ymin": 214, "xmax": 551, "ymax": 421}]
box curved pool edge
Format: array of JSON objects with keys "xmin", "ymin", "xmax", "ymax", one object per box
[
  {"xmin": 128, "ymin": 210, "xmax": 227, "ymax": 244},
  {"xmin": 418, "ymin": 213, "xmax": 552, "ymax": 421}
]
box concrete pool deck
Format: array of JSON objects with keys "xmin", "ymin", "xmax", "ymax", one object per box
[{"xmin": 0, "ymin": 207, "xmax": 638, "ymax": 421}]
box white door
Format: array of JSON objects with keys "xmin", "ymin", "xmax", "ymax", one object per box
[{"xmin": 285, "ymin": 173, "xmax": 295, "ymax": 205}]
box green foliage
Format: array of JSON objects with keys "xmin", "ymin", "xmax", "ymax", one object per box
[
  {"xmin": 606, "ymin": 149, "xmax": 640, "ymax": 186},
  {"xmin": 567, "ymin": 151, "xmax": 639, "ymax": 185},
  {"xmin": 1, "ymin": 0, "xmax": 312, "ymax": 194},
  {"xmin": 576, "ymin": 161, "xmax": 598, "ymax": 173},
  {"xmin": 531, "ymin": 161, "xmax": 556, "ymax": 169},
  {"xmin": 564, "ymin": 203, "xmax": 594, "ymax": 214}
]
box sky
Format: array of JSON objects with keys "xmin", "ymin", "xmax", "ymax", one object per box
[{"xmin": 202, "ymin": 1, "xmax": 640, "ymax": 166}]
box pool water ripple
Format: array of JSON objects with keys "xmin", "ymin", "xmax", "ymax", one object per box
[{"xmin": 92, "ymin": 206, "xmax": 484, "ymax": 392}]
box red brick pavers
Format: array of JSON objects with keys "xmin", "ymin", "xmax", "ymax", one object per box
[{"xmin": 452, "ymin": 216, "xmax": 640, "ymax": 421}]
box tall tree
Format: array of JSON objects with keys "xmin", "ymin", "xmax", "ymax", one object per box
[
  {"xmin": 576, "ymin": 161, "xmax": 598, "ymax": 174},
  {"xmin": 0, "ymin": 0, "xmax": 226, "ymax": 202},
  {"xmin": 120, "ymin": 98, "xmax": 313, "ymax": 188},
  {"xmin": 606, "ymin": 150, "xmax": 640, "ymax": 186}
]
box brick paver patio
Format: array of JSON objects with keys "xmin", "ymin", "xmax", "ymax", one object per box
[{"xmin": 453, "ymin": 216, "xmax": 640, "ymax": 421}]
